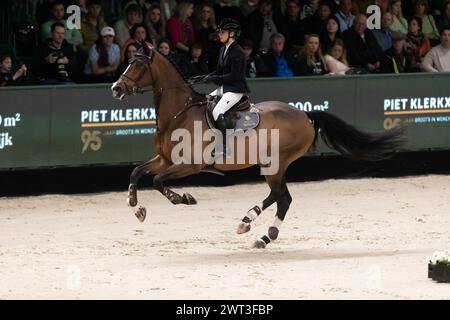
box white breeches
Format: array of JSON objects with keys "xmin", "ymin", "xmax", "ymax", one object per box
[{"xmin": 210, "ymin": 87, "xmax": 244, "ymax": 121}]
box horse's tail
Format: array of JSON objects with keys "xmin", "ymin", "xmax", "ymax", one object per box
[{"xmin": 306, "ymin": 111, "xmax": 407, "ymax": 161}]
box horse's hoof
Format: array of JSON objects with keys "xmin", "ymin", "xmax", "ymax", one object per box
[
  {"xmin": 237, "ymin": 222, "xmax": 251, "ymax": 234},
  {"xmin": 127, "ymin": 196, "xmax": 137, "ymax": 207},
  {"xmin": 268, "ymin": 226, "xmax": 279, "ymax": 240},
  {"xmin": 252, "ymin": 239, "xmax": 267, "ymax": 249},
  {"xmin": 134, "ymin": 206, "xmax": 146, "ymax": 222},
  {"xmin": 182, "ymin": 193, "xmax": 197, "ymax": 205}
]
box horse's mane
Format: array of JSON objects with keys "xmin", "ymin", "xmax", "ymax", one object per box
[{"xmin": 160, "ymin": 53, "xmax": 204, "ymax": 97}]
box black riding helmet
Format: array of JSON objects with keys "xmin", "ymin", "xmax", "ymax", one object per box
[{"xmin": 216, "ymin": 18, "xmax": 241, "ymax": 38}]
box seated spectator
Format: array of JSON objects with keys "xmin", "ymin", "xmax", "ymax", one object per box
[
  {"xmin": 300, "ymin": 0, "xmax": 320, "ymax": 20},
  {"xmin": 373, "ymin": 12, "xmax": 394, "ymax": 52},
  {"xmin": 122, "ymin": 0, "xmax": 151, "ymax": 21},
  {"xmin": 389, "ymin": 0, "xmax": 408, "ymax": 36},
  {"xmin": 117, "ymin": 42, "xmax": 138, "ymax": 75},
  {"xmin": 78, "ymin": 0, "xmax": 108, "ymax": 54},
  {"xmin": 335, "ymin": 0, "xmax": 355, "ymax": 33},
  {"xmin": 324, "ymin": 39, "xmax": 351, "ymax": 75},
  {"xmin": 258, "ymin": 33, "xmax": 300, "ymax": 77},
  {"xmin": 240, "ymin": 38, "xmax": 261, "ymax": 78},
  {"xmin": 157, "ymin": 39, "xmax": 181, "ymax": 64},
  {"xmin": 343, "ymin": 14, "xmax": 383, "ymax": 72},
  {"xmin": 351, "ymin": 0, "xmax": 376, "ymax": 15},
  {"xmin": 436, "ymin": 2, "xmax": 450, "ymax": 33},
  {"xmin": 245, "ymin": 0, "xmax": 281, "ymax": 53},
  {"xmin": 114, "ymin": 4, "xmax": 142, "ymax": 47},
  {"xmin": 33, "ymin": 22, "xmax": 77, "ymax": 85},
  {"xmin": 378, "ymin": 0, "xmax": 390, "ymax": 13},
  {"xmin": 240, "ymin": 0, "xmax": 260, "ymax": 18},
  {"xmin": 167, "ymin": 1, "xmax": 196, "ymax": 55},
  {"xmin": 380, "ymin": 32, "xmax": 414, "ymax": 73},
  {"xmin": 120, "ymin": 23, "xmax": 152, "ymax": 62},
  {"xmin": 298, "ymin": 34, "xmax": 328, "ymax": 75},
  {"xmin": 194, "ymin": 3, "xmax": 220, "ymax": 71},
  {"xmin": 146, "ymin": 4, "xmax": 166, "ymax": 47},
  {"xmin": 406, "ymin": 16, "xmax": 432, "ymax": 69},
  {"xmin": 279, "ymin": 0, "xmax": 306, "ymax": 51},
  {"xmin": 0, "ymin": 54, "xmax": 27, "ymax": 86},
  {"xmin": 41, "ymin": 1, "xmax": 83, "ymax": 47},
  {"xmin": 414, "ymin": 0, "xmax": 441, "ymax": 43},
  {"xmin": 84, "ymin": 27, "xmax": 120, "ymax": 83},
  {"xmin": 214, "ymin": 0, "xmax": 246, "ymax": 27},
  {"xmin": 321, "ymin": 16, "xmax": 343, "ymax": 55},
  {"xmin": 421, "ymin": 25, "xmax": 450, "ymax": 72},
  {"xmin": 159, "ymin": 0, "xmax": 178, "ymax": 21},
  {"xmin": 303, "ymin": 2, "xmax": 333, "ymax": 36},
  {"xmin": 178, "ymin": 42, "xmax": 209, "ymax": 78}
]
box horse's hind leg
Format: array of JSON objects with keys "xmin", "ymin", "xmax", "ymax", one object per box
[
  {"xmin": 253, "ymin": 177, "xmax": 292, "ymax": 249},
  {"xmin": 153, "ymin": 164, "xmax": 203, "ymax": 205},
  {"xmin": 237, "ymin": 172, "xmax": 282, "ymax": 234}
]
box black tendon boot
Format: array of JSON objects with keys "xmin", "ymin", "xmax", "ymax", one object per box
[{"xmin": 215, "ymin": 113, "xmax": 231, "ymax": 158}]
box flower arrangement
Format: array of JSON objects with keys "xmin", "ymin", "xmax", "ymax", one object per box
[
  {"xmin": 428, "ymin": 250, "xmax": 450, "ymax": 283},
  {"xmin": 430, "ymin": 250, "xmax": 450, "ymax": 266}
]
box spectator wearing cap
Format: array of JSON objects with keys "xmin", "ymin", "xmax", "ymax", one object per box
[
  {"xmin": 421, "ymin": 26, "xmax": 450, "ymax": 72},
  {"xmin": 373, "ymin": 12, "xmax": 394, "ymax": 53},
  {"xmin": 114, "ymin": 4, "xmax": 142, "ymax": 47},
  {"xmin": 380, "ymin": 32, "xmax": 414, "ymax": 73},
  {"xmin": 78, "ymin": 0, "xmax": 108, "ymax": 54},
  {"xmin": 167, "ymin": 1, "xmax": 196, "ymax": 55},
  {"xmin": 405, "ymin": 16, "xmax": 431, "ymax": 70},
  {"xmin": 41, "ymin": 0, "xmax": 83, "ymax": 47},
  {"xmin": 120, "ymin": 23, "xmax": 153, "ymax": 63},
  {"xmin": 33, "ymin": 21, "xmax": 77, "ymax": 84},
  {"xmin": 389, "ymin": 0, "xmax": 408, "ymax": 36},
  {"xmin": 335, "ymin": 0, "xmax": 355, "ymax": 33},
  {"xmin": 245, "ymin": 0, "xmax": 282, "ymax": 53},
  {"xmin": 84, "ymin": 26, "xmax": 120, "ymax": 83},
  {"xmin": 278, "ymin": 0, "xmax": 306, "ymax": 51},
  {"xmin": 258, "ymin": 33, "xmax": 300, "ymax": 77},
  {"xmin": 343, "ymin": 14, "xmax": 383, "ymax": 72}
]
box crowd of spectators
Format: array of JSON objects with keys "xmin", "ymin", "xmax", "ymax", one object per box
[{"xmin": 1, "ymin": 0, "xmax": 449, "ymax": 87}]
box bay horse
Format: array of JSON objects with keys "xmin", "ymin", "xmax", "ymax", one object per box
[{"xmin": 111, "ymin": 43, "xmax": 406, "ymax": 248}]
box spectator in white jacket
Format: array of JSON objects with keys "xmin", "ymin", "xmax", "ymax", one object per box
[{"xmin": 421, "ymin": 26, "xmax": 450, "ymax": 72}]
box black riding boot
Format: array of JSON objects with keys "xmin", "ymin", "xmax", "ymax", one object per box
[{"xmin": 215, "ymin": 114, "xmax": 231, "ymax": 158}]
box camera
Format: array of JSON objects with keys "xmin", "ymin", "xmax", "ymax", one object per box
[{"xmin": 54, "ymin": 51, "xmax": 68, "ymax": 81}]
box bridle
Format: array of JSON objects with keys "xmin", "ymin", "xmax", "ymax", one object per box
[
  {"xmin": 118, "ymin": 49, "xmax": 200, "ymax": 96},
  {"xmin": 119, "ymin": 52, "xmax": 154, "ymax": 95}
]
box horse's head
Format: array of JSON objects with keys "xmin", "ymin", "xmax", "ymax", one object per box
[{"xmin": 111, "ymin": 41, "xmax": 155, "ymax": 100}]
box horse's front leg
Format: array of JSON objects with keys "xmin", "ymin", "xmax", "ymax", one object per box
[
  {"xmin": 153, "ymin": 164, "xmax": 203, "ymax": 205},
  {"xmin": 128, "ymin": 155, "xmax": 168, "ymax": 222}
]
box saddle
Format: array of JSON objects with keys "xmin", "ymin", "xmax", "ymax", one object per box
[{"xmin": 205, "ymin": 95, "xmax": 260, "ymax": 131}]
